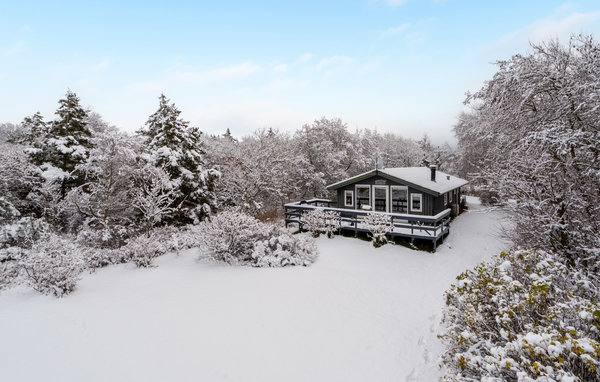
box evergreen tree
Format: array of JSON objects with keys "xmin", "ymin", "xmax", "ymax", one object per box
[
  {"xmin": 34, "ymin": 91, "xmax": 92, "ymax": 197},
  {"xmin": 138, "ymin": 93, "xmax": 219, "ymax": 224},
  {"xmin": 20, "ymin": 112, "xmax": 47, "ymax": 146}
]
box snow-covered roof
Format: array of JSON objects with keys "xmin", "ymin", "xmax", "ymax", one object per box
[{"xmin": 326, "ymin": 167, "xmax": 469, "ymax": 195}]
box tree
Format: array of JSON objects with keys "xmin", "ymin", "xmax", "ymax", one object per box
[
  {"xmin": 455, "ymin": 35, "xmax": 600, "ymax": 266},
  {"xmin": 67, "ymin": 122, "xmax": 140, "ymax": 244},
  {"xmin": 138, "ymin": 94, "xmax": 219, "ymax": 224},
  {"xmin": 34, "ymin": 90, "xmax": 92, "ymax": 197}
]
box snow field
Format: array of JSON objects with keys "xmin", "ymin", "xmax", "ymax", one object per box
[{"xmin": 0, "ymin": 198, "xmax": 510, "ymax": 381}]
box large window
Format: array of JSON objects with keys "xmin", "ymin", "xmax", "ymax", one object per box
[
  {"xmin": 373, "ymin": 186, "xmax": 388, "ymax": 212},
  {"xmin": 344, "ymin": 190, "xmax": 354, "ymax": 207},
  {"xmin": 411, "ymin": 193, "xmax": 422, "ymax": 213},
  {"xmin": 356, "ymin": 185, "xmax": 371, "ymax": 210},
  {"xmin": 391, "ymin": 186, "xmax": 408, "ymax": 213}
]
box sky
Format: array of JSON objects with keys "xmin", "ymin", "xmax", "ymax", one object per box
[{"xmin": 1, "ymin": 1, "xmax": 599, "ymax": 144}]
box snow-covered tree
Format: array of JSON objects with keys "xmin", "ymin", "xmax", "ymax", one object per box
[
  {"xmin": 68, "ymin": 122, "xmax": 140, "ymax": 245},
  {"xmin": 362, "ymin": 213, "xmax": 392, "ymax": 247},
  {"xmin": 33, "ymin": 90, "xmax": 92, "ymax": 197},
  {"xmin": 455, "ymin": 35, "xmax": 600, "ymax": 265},
  {"xmin": 19, "ymin": 112, "xmax": 47, "ymax": 146},
  {"xmin": 131, "ymin": 165, "xmax": 176, "ymax": 237},
  {"xmin": 138, "ymin": 94, "xmax": 219, "ymax": 224},
  {"xmin": 302, "ymin": 209, "xmax": 341, "ymax": 238}
]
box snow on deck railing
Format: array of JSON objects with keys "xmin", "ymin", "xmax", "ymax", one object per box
[{"xmin": 284, "ymin": 199, "xmax": 451, "ymax": 223}]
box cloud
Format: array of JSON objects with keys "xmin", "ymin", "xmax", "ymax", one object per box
[
  {"xmin": 273, "ymin": 63, "xmax": 288, "ymax": 74},
  {"xmin": 379, "ymin": 23, "xmax": 411, "ymax": 39},
  {"xmin": 298, "ymin": 52, "xmax": 314, "ymax": 63},
  {"xmin": 315, "ymin": 55, "xmax": 353, "ymax": 71},
  {"xmin": 372, "ymin": 0, "xmax": 408, "ymax": 7},
  {"xmin": 487, "ymin": 9, "xmax": 600, "ymax": 56},
  {"xmin": 89, "ymin": 59, "xmax": 110, "ymax": 72},
  {"xmin": 2, "ymin": 40, "xmax": 25, "ymax": 57},
  {"xmin": 170, "ymin": 61, "xmax": 262, "ymax": 85}
]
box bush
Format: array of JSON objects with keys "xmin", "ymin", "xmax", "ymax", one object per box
[
  {"xmin": 1, "ymin": 216, "xmax": 50, "ymax": 249},
  {"xmin": 200, "ymin": 210, "xmax": 264, "ymax": 264},
  {"xmin": 123, "ymin": 234, "xmax": 167, "ymax": 268},
  {"xmin": 201, "ymin": 210, "xmax": 318, "ymax": 267},
  {"xmin": 440, "ymin": 250, "xmax": 600, "ymax": 381},
  {"xmin": 302, "ymin": 209, "xmax": 341, "ymax": 238},
  {"xmin": 251, "ymin": 226, "xmax": 318, "ymax": 267},
  {"xmin": 362, "ymin": 213, "xmax": 392, "ymax": 247},
  {"xmin": 19, "ymin": 235, "xmax": 85, "ymax": 297}
]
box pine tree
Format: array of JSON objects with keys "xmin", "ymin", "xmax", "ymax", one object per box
[
  {"xmin": 34, "ymin": 91, "xmax": 92, "ymax": 197},
  {"xmin": 20, "ymin": 112, "xmax": 47, "ymax": 146},
  {"xmin": 138, "ymin": 93, "xmax": 219, "ymax": 224}
]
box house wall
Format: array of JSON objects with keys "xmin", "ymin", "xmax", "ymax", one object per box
[{"xmin": 335, "ymin": 175, "xmax": 436, "ymax": 216}]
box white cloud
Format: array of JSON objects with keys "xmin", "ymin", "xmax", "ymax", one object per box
[
  {"xmin": 89, "ymin": 59, "xmax": 110, "ymax": 72},
  {"xmin": 372, "ymin": 0, "xmax": 408, "ymax": 7},
  {"xmin": 379, "ymin": 23, "xmax": 411, "ymax": 39},
  {"xmin": 298, "ymin": 52, "xmax": 314, "ymax": 63},
  {"xmin": 488, "ymin": 9, "xmax": 600, "ymax": 56},
  {"xmin": 315, "ymin": 55, "xmax": 353, "ymax": 70},
  {"xmin": 2, "ymin": 40, "xmax": 25, "ymax": 57},
  {"xmin": 170, "ymin": 61, "xmax": 262, "ymax": 85},
  {"xmin": 273, "ymin": 63, "xmax": 288, "ymax": 74}
]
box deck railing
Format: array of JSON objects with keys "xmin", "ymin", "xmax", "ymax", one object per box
[{"xmin": 284, "ymin": 199, "xmax": 452, "ymax": 249}]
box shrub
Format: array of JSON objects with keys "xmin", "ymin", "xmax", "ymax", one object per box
[
  {"xmin": 251, "ymin": 226, "xmax": 318, "ymax": 267},
  {"xmin": 302, "ymin": 208, "xmax": 341, "ymax": 238},
  {"xmin": 123, "ymin": 234, "xmax": 167, "ymax": 268},
  {"xmin": 440, "ymin": 250, "xmax": 600, "ymax": 381},
  {"xmin": 19, "ymin": 235, "xmax": 85, "ymax": 297},
  {"xmin": 362, "ymin": 213, "xmax": 392, "ymax": 247},
  {"xmin": 1, "ymin": 216, "xmax": 50, "ymax": 249},
  {"xmin": 201, "ymin": 210, "xmax": 318, "ymax": 267}
]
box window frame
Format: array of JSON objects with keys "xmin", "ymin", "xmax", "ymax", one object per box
[
  {"xmin": 372, "ymin": 185, "xmax": 389, "ymax": 213},
  {"xmin": 344, "ymin": 190, "xmax": 354, "ymax": 207},
  {"xmin": 390, "ymin": 185, "xmax": 408, "ymax": 213},
  {"xmin": 355, "ymin": 184, "xmax": 371, "ymax": 210},
  {"xmin": 410, "ymin": 193, "xmax": 422, "ymax": 213}
]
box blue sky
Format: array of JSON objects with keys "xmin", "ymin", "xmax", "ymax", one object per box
[{"xmin": 1, "ymin": 1, "xmax": 599, "ymax": 143}]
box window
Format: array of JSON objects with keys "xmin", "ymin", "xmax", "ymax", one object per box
[
  {"xmin": 356, "ymin": 185, "xmax": 371, "ymax": 210},
  {"xmin": 344, "ymin": 190, "xmax": 354, "ymax": 207},
  {"xmin": 411, "ymin": 193, "xmax": 422, "ymax": 213},
  {"xmin": 443, "ymin": 192, "xmax": 447, "ymax": 206},
  {"xmin": 391, "ymin": 186, "xmax": 408, "ymax": 213},
  {"xmin": 373, "ymin": 185, "xmax": 388, "ymax": 212}
]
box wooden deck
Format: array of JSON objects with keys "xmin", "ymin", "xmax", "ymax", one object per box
[{"xmin": 284, "ymin": 199, "xmax": 452, "ymax": 250}]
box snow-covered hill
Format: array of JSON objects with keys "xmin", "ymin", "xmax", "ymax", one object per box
[{"xmin": 0, "ymin": 198, "xmax": 510, "ymax": 381}]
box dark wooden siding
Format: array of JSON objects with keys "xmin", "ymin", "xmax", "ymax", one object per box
[{"xmin": 335, "ymin": 175, "xmax": 437, "ymax": 216}]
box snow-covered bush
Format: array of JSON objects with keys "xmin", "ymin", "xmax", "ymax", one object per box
[
  {"xmin": 362, "ymin": 213, "xmax": 392, "ymax": 247},
  {"xmin": 123, "ymin": 234, "xmax": 167, "ymax": 268},
  {"xmin": 251, "ymin": 227, "xmax": 318, "ymax": 267},
  {"xmin": 0, "ymin": 216, "xmax": 50, "ymax": 249},
  {"xmin": 441, "ymin": 250, "xmax": 600, "ymax": 381},
  {"xmin": 201, "ymin": 210, "xmax": 318, "ymax": 267},
  {"xmin": 200, "ymin": 210, "xmax": 266, "ymax": 264},
  {"xmin": 19, "ymin": 235, "xmax": 85, "ymax": 297},
  {"xmin": 302, "ymin": 208, "xmax": 341, "ymax": 238}
]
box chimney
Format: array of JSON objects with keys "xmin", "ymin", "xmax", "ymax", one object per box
[{"xmin": 430, "ymin": 165, "xmax": 437, "ymax": 182}]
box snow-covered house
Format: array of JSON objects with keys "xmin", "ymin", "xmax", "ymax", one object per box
[
  {"xmin": 284, "ymin": 166, "xmax": 468, "ymax": 250},
  {"xmin": 326, "ymin": 166, "xmax": 468, "ymax": 216}
]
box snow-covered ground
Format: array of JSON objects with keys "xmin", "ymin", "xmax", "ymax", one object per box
[{"xmin": 0, "ymin": 197, "xmax": 510, "ymax": 381}]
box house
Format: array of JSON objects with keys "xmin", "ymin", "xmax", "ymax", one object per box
[
  {"xmin": 326, "ymin": 165, "xmax": 468, "ymax": 217},
  {"xmin": 284, "ymin": 165, "xmax": 468, "ymax": 250}
]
